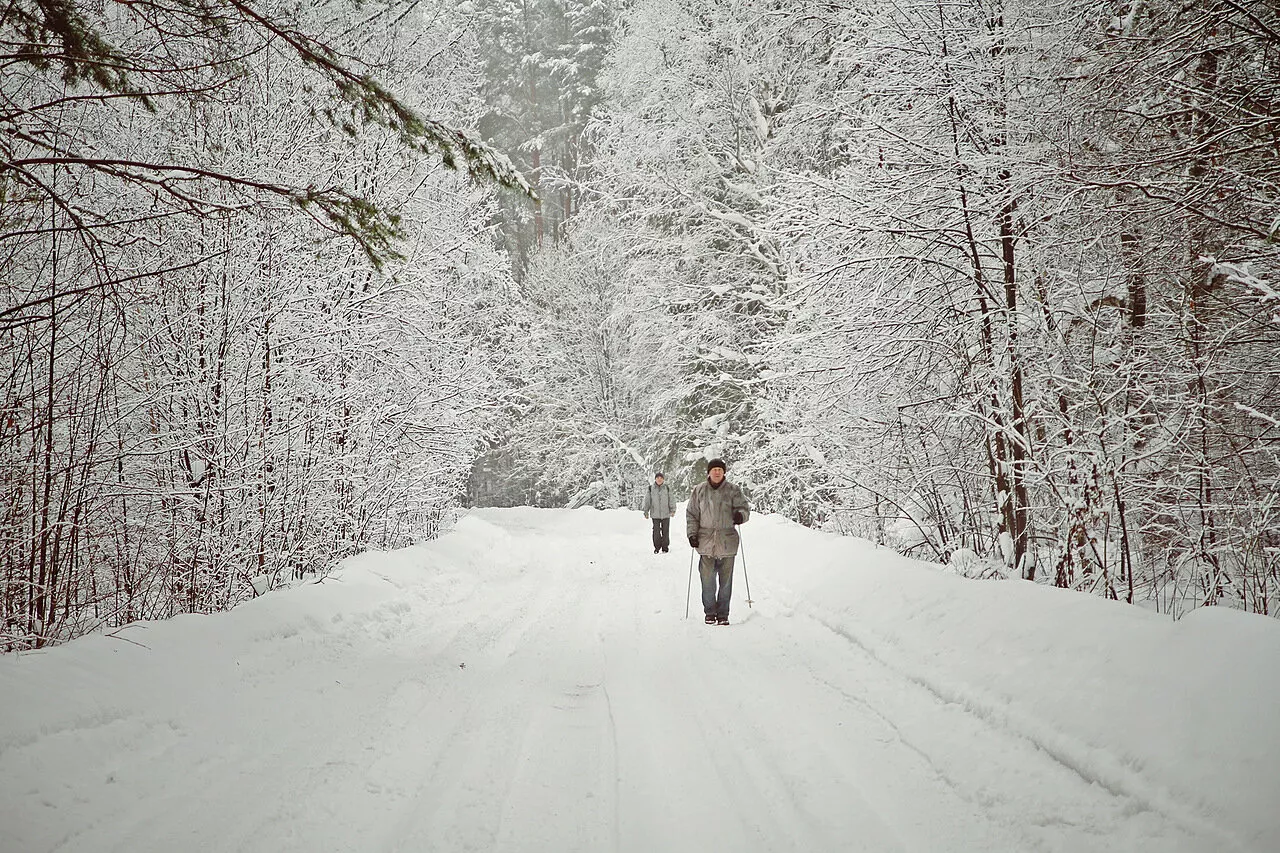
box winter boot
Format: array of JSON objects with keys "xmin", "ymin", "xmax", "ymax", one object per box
[{"xmin": 704, "ymin": 614, "xmax": 716, "ymax": 625}]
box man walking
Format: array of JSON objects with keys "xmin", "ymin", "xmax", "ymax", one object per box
[
  {"xmin": 642, "ymin": 472, "xmax": 677, "ymax": 553},
  {"xmin": 686, "ymin": 458, "xmax": 750, "ymax": 625}
]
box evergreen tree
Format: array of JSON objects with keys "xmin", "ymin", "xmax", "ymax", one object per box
[{"xmin": 473, "ymin": 0, "xmax": 615, "ymax": 273}]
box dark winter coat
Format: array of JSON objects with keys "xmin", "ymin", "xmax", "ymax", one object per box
[
  {"xmin": 643, "ymin": 482, "xmax": 677, "ymax": 518},
  {"xmin": 686, "ymin": 479, "xmax": 750, "ymax": 558}
]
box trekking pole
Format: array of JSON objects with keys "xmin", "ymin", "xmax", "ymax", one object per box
[
  {"xmin": 685, "ymin": 547, "xmax": 695, "ymax": 619},
  {"xmin": 739, "ymin": 529, "xmax": 754, "ymax": 607}
]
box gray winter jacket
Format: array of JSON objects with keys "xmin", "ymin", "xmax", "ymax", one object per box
[
  {"xmin": 642, "ymin": 482, "xmax": 677, "ymax": 518},
  {"xmin": 686, "ymin": 479, "xmax": 750, "ymax": 558}
]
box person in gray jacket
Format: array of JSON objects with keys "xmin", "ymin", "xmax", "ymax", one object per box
[
  {"xmin": 686, "ymin": 458, "xmax": 750, "ymax": 625},
  {"xmin": 642, "ymin": 472, "xmax": 677, "ymax": 553}
]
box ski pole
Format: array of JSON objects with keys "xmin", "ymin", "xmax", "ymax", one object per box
[
  {"xmin": 739, "ymin": 529, "xmax": 753, "ymax": 607},
  {"xmin": 685, "ymin": 547, "xmax": 695, "ymax": 619}
]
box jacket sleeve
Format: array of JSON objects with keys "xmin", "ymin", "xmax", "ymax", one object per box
[
  {"xmin": 733, "ymin": 486, "xmax": 750, "ymax": 524},
  {"xmin": 685, "ymin": 487, "xmax": 700, "ymax": 538}
]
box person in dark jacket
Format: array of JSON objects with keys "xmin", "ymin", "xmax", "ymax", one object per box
[
  {"xmin": 686, "ymin": 458, "xmax": 749, "ymax": 625},
  {"xmin": 642, "ymin": 472, "xmax": 677, "ymax": 553}
]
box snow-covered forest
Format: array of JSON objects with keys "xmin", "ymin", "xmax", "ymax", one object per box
[{"xmin": 4, "ymin": 0, "xmax": 1279, "ymax": 649}]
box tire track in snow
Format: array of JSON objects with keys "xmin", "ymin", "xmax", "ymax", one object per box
[
  {"xmin": 685, "ymin": 615, "xmax": 1033, "ymax": 853},
  {"xmin": 783, "ymin": 595, "xmax": 1249, "ymax": 853}
]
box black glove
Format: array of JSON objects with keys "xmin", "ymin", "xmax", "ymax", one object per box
[
  {"xmin": 688, "ymin": 535, "xmax": 699, "ymax": 549},
  {"xmin": 732, "ymin": 511, "xmax": 744, "ymax": 525}
]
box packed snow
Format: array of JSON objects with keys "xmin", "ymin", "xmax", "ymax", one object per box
[{"xmin": 2, "ymin": 507, "xmax": 1278, "ymax": 853}]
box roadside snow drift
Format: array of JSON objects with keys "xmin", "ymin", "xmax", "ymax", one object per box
[{"xmin": 2, "ymin": 507, "xmax": 1277, "ymax": 853}]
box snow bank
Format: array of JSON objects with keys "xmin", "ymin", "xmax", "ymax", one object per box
[
  {"xmin": 750, "ymin": 513, "xmax": 1280, "ymax": 852},
  {"xmin": 0, "ymin": 514, "xmax": 515, "ymax": 749}
]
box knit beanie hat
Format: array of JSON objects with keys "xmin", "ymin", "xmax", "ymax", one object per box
[{"xmin": 706, "ymin": 458, "xmax": 727, "ymax": 473}]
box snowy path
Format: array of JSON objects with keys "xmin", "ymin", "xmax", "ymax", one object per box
[{"xmin": 3, "ymin": 508, "xmax": 1278, "ymax": 852}]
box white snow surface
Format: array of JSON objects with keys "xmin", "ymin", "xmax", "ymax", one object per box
[{"xmin": 3, "ymin": 507, "xmax": 1278, "ymax": 853}]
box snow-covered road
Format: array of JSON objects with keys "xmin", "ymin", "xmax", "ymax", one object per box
[{"xmin": 3, "ymin": 508, "xmax": 1278, "ymax": 852}]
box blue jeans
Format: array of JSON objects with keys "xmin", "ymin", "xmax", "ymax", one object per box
[{"xmin": 698, "ymin": 555, "xmax": 735, "ymax": 618}]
